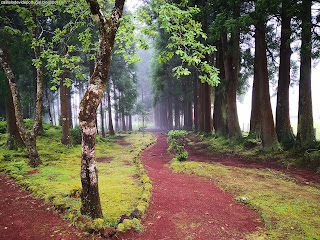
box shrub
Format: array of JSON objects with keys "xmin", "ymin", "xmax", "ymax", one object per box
[
  {"xmin": 0, "ymin": 121, "xmax": 7, "ymax": 133},
  {"xmin": 70, "ymin": 125, "xmax": 82, "ymax": 145},
  {"xmin": 167, "ymin": 130, "xmax": 188, "ymax": 161},
  {"xmin": 23, "ymin": 119, "xmax": 34, "ymax": 130}
]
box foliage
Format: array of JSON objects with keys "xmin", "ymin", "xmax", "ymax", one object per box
[
  {"xmin": 0, "ymin": 128, "xmax": 156, "ymax": 232},
  {"xmin": 70, "ymin": 125, "xmax": 82, "ymax": 145},
  {"xmin": 156, "ymin": 1, "xmax": 219, "ymax": 86},
  {"xmin": 170, "ymin": 159, "xmax": 320, "ymax": 239},
  {"xmin": 0, "ymin": 120, "xmax": 7, "ymax": 134},
  {"xmin": 167, "ymin": 130, "xmax": 188, "ymax": 161}
]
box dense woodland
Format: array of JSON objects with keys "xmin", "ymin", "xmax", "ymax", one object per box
[
  {"xmin": 0, "ymin": 0, "xmax": 320, "ymax": 220},
  {"xmin": 151, "ymin": 0, "xmax": 320, "ymax": 151}
]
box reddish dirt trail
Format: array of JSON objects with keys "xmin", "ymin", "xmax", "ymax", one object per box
[
  {"xmin": 120, "ymin": 133, "xmax": 262, "ymax": 240},
  {"xmin": 0, "ymin": 174, "xmax": 101, "ymax": 240}
]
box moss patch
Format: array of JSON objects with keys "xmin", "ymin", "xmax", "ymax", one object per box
[{"xmin": 0, "ymin": 126, "xmax": 156, "ymax": 234}]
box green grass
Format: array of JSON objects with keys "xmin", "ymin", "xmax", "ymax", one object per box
[
  {"xmin": 0, "ymin": 125, "xmax": 156, "ymax": 231},
  {"xmin": 169, "ymin": 159, "xmax": 320, "ymax": 239}
]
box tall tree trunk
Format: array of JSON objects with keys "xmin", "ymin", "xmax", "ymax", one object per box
[
  {"xmin": 5, "ymin": 92, "xmax": 23, "ymax": 149},
  {"xmin": 221, "ymin": 29, "xmax": 242, "ymax": 140},
  {"xmin": 79, "ymin": 0, "xmax": 124, "ymax": 219},
  {"xmin": 297, "ymin": 0, "xmax": 315, "ymax": 147},
  {"xmin": 0, "ymin": 11, "xmax": 43, "ymax": 167},
  {"xmin": 255, "ymin": 23, "xmax": 279, "ymax": 150},
  {"xmin": 213, "ymin": 45, "xmax": 227, "ymax": 136},
  {"xmin": 114, "ymin": 86, "xmax": 119, "ymax": 130},
  {"xmin": 167, "ymin": 96, "xmax": 173, "ymax": 130},
  {"xmin": 198, "ymin": 80, "xmax": 205, "ymax": 131},
  {"xmin": 121, "ymin": 107, "xmax": 126, "ymax": 131},
  {"xmin": 45, "ymin": 86, "xmax": 53, "ymax": 125},
  {"xmin": 249, "ymin": 36, "xmax": 262, "ymax": 139},
  {"xmin": 100, "ymin": 100, "xmax": 105, "ymax": 137},
  {"xmin": 128, "ymin": 114, "xmax": 132, "ymax": 131},
  {"xmin": 60, "ymin": 45, "xmax": 71, "ymax": 146},
  {"xmin": 193, "ymin": 75, "xmax": 199, "ymax": 131},
  {"xmin": 69, "ymin": 87, "xmax": 73, "ymax": 128},
  {"xmin": 276, "ymin": 6, "xmax": 294, "ymax": 147},
  {"xmin": 107, "ymin": 88, "xmax": 115, "ymax": 135},
  {"xmin": 174, "ymin": 98, "xmax": 180, "ymax": 129}
]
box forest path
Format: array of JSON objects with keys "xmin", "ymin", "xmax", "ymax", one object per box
[
  {"xmin": 120, "ymin": 132, "xmax": 262, "ymax": 240},
  {"xmin": 0, "ymin": 174, "xmax": 102, "ymax": 240}
]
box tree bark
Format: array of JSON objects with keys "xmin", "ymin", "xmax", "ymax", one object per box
[
  {"xmin": 128, "ymin": 114, "xmax": 132, "ymax": 131},
  {"xmin": 79, "ymin": 0, "xmax": 125, "ymax": 219},
  {"xmin": 297, "ymin": 0, "xmax": 315, "ymax": 148},
  {"xmin": 121, "ymin": 107, "xmax": 126, "ymax": 131},
  {"xmin": 45, "ymin": 86, "xmax": 53, "ymax": 125},
  {"xmin": 100, "ymin": 100, "xmax": 105, "ymax": 137},
  {"xmin": 249, "ymin": 36, "xmax": 262, "ymax": 139},
  {"xmin": 60, "ymin": 45, "xmax": 71, "ymax": 146},
  {"xmin": 213, "ymin": 45, "xmax": 227, "ymax": 136},
  {"xmin": 69, "ymin": 87, "xmax": 73, "ymax": 128},
  {"xmin": 5, "ymin": 92, "xmax": 23, "ymax": 149},
  {"xmin": 221, "ymin": 29, "xmax": 242, "ymax": 140},
  {"xmin": 193, "ymin": 75, "xmax": 199, "ymax": 131},
  {"xmin": 174, "ymin": 98, "xmax": 180, "ymax": 129},
  {"xmin": 107, "ymin": 88, "xmax": 115, "ymax": 135},
  {"xmin": 167, "ymin": 95, "xmax": 173, "ymax": 130},
  {"xmin": 255, "ymin": 23, "xmax": 279, "ymax": 150},
  {"xmin": 276, "ymin": 6, "xmax": 294, "ymax": 147}
]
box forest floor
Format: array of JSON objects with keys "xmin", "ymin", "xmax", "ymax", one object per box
[
  {"xmin": 119, "ymin": 132, "xmax": 263, "ymax": 240},
  {"xmin": 1, "ymin": 130, "xmax": 320, "ymax": 239},
  {"xmin": 0, "ymin": 173, "xmax": 102, "ymax": 240}
]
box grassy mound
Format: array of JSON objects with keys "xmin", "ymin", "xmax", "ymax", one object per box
[{"xmin": 0, "ymin": 123, "xmax": 156, "ymax": 234}]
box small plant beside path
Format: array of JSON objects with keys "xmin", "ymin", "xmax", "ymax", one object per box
[{"xmin": 167, "ymin": 130, "xmax": 188, "ymax": 161}]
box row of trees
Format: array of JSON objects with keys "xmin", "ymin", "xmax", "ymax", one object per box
[{"xmin": 151, "ymin": 0, "xmax": 319, "ymax": 150}]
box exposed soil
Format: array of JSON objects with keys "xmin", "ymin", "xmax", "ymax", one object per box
[
  {"xmin": 0, "ymin": 174, "xmax": 102, "ymax": 240},
  {"xmin": 185, "ymin": 136, "xmax": 320, "ymax": 184},
  {"xmin": 120, "ymin": 133, "xmax": 263, "ymax": 240},
  {"xmin": 26, "ymin": 169, "xmax": 40, "ymax": 175},
  {"xmin": 96, "ymin": 157, "xmax": 114, "ymax": 163},
  {"xmin": 114, "ymin": 136, "xmax": 132, "ymax": 146}
]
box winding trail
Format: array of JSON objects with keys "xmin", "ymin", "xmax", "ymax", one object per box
[{"xmin": 121, "ymin": 132, "xmax": 262, "ymax": 240}]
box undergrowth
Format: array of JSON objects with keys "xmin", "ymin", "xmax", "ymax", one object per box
[
  {"xmin": 0, "ymin": 123, "xmax": 156, "ymax": 235},
  {"xmin": 169, "ymin": 159, "xmax": 320, "ymax": 239},
  {"xmin": 167, "ymin": 130, "xmax": 188, "ymax": 161},
  {"xmin": 195, "ymin": 133, "xmax": 319, "ymax": 169}
]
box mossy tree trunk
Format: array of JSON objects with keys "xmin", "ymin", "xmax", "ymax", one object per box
[
  {"xmin": 213, "ymin": 43, "xmax": 227, "ymax": 137},
  {"xmin": 249, "ymin": 33, "xmax": 262, "ymax": 139},
  {"xmin": 221, "ymin": 28, "xmax": 242, "ymax": 141},
  {"xmin": 5, "ymin": 91, "xmax": 23, "ymax": 149},
  {"xmin": 276, "ymin": 5, "xmax": 294, "ymax": 147},
  {"xmin": 60, "ymin": 44, "xmax": 72, "ymax": 146},
  {"xmin": 79, "ymin": 0, "xmax": 125, "ymax": 219},
  {"xmin": 297, "ymin": 0, "xmax": 315, "ymax": 148},
  {"xmin": 255, "ymin": 23, "xmax": 279, "ymax": 150},
  {"xmin": 0, "ymin": 10, "xmax": 43, "ymax": 167}
]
